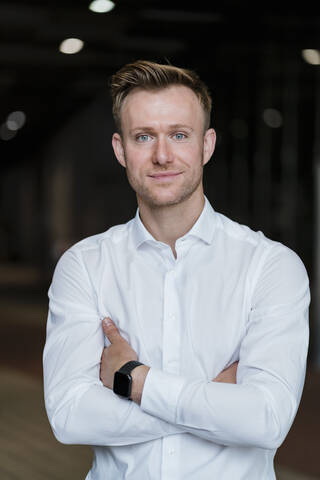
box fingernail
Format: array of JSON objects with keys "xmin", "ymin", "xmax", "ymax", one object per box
[{"xmin": 103, "ymin": 318, "xmax": 112, "ymax": 327}]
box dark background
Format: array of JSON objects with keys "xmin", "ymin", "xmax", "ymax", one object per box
[{"xmin": 0, "ymin": 1, "xmax": 319, "ymax": 478}]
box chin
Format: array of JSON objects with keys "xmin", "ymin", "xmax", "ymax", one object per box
[
  {"xmin": 132, "ymin": 175, "xmax": 203, "ymax": 209},
  {"xmin": 140, "ymin": 189, "xmax": 195, "ymax": 209}
]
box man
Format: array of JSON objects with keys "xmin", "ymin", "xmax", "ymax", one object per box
[{"xmin": 43, "ymin": 60, "xmax": 310, "ymax": 479}]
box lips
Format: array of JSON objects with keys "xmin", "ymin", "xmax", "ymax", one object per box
[{"xmin": 149, "ymin": 172, "xmax": 182, "ymax": 178}]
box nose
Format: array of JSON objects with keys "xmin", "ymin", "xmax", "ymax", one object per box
[{"xmin": 152, "ymin": 137, "xmax": 173, "ymax": 165}]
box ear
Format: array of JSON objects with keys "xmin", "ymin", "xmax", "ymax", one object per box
[
  {"xmin": 112, "ymin": 133, "xmax": 126, "ymax": 168},
  {"xmin": 203, "ymin": 128, "xmax": 216, "ymax": 166}
]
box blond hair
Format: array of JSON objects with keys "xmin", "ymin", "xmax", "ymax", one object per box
[{"xmin": 110, "ymin": 60, "xmax": 212, "ymax": 133}]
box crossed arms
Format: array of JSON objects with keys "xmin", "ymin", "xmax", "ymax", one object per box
[
  {"xmin": 43, "ymin": 245, "xmax": 310, "ymax": 450},
  {"xmin": 100, "ymin": 317, "xmax": 239, "ymax": 404}
]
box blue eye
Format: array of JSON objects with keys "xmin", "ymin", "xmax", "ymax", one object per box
[
  {"xmin": 137, "ymin": 134, "xmax": 151, "ymax": 142},
  {"xmin": 174, "ymin": 133, "xmax": 186, "ymax": 140}
]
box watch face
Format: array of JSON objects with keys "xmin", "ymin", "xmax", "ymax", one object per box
[{"xmin": 113, "ymin": 371, "xmax": 132, "ymax": 397}]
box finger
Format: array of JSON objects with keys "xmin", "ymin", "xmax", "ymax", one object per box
[
  {"xmin": 102, "ymin": 318, "xmax": 122, "ymax": 343},
  {"xmin": 212, "ymin": 370, "xmax": 223, "ymax": 382},
  {"xmin": 223, "ymin": 360, "xmax": 239, "ymax": 372}
]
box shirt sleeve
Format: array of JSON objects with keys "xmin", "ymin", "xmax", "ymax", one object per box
[
  {"xmin": 43, "ymin": 247, "xmax": 183, "ymax": 446},
  {"xmin": 140, "ymin": 244, "xmax": 310, "ymax": 450}
]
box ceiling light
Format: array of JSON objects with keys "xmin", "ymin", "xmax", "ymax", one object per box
[
  {"xmin": 59, "ymin": 38, "xmax": 84, "ymax": 55},
  {"xmin": 89, "ymin": 0, "xmax": 115, "ymax": 13},
  {"xmin": 302, "ymin": 49, "xmax": 320, "ymax": 65},
  {"xmin": 262, "ymin": 108, "xmax": 283, "ymax": 128},
  {"xmin": 6, "ymin": 111, "xmax": 26, "ymax": 131}
]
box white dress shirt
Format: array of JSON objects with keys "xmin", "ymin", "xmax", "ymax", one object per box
[{"xmin": 43, "ymin": 196, "xmax": 310, "ymax": 480}]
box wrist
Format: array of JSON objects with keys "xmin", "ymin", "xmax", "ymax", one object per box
[{"xmin": 131, "ymin": 365, "xmax": 150, "ymax": 405}]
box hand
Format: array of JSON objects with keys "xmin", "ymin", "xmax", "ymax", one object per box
[
  {"xmin": 100, "ymin": 317, "xmax": 138, "ymax": 389},
  {"xmin": 212, "ymin": 361, "xmax": 239, "ymax": 384}
]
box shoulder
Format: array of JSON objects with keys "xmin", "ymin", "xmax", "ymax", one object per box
[
  {"xmin": 71, "ymin": 220, "xmax": 133, "ymax": 253},
  {"xmin": 214, "ymin": 211, "xmax": 272, "ymax": 250},
  {"xmin": 213, "ymin": 210, "xmax": 309, "ymax": 292},
  {"xmin": 53, "ymin": 219, "xmax": 134, "ymax": 272},
  {"xmin": 214, "ymin": 211, "xmax": 306, "ymax": 264},
  {"xmin": 214, "ymin": 212, "xmax": 311, "ymax": 307}
]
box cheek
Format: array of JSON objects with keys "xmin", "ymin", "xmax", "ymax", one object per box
[
  {"xmin": 179, "ymin": 144, "xmax": 203, "ymax": 166},
  {"xmin": 124, "ymin": 146, "xmax": 146, "ymax": 169},
  {"xmin": 125, "ymin": 156, "xmax": 147, "ymax": 179}
]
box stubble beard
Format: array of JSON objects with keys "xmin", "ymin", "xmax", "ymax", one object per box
[{"xmin": 124, "ymin": 155, "xmax": 205, "ymax": 209}]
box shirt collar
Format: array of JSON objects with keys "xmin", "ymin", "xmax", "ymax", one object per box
[{"xmin": 131, "ymin": 195, "xmax": 216, "ymax": 250}]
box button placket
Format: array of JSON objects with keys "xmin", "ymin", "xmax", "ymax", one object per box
[
  {"xmin": 161, "ymin": 435, "xmax": 180, "ymax": 480},
  {"xmin": 162, "ymin": 269, "xmax": 180, "ymax": 375},
  {"xmin": 161, "ymin": 269, "xmax": 181, "ymax": 479}
]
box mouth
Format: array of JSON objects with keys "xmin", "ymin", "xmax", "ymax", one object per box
[{"xmin": 149, "ymin": 172, "xmax": 182, "ymax": 180}]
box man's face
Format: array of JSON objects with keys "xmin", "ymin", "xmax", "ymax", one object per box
[{"xmin": 112, "ymin": 85, "xmax": 216, "ymax": 209}]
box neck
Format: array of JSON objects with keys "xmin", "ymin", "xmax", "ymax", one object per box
[{"xmin": 138, "ymin": 191, "xmax": 205, "ymax": 258}]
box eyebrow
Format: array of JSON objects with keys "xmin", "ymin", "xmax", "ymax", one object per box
[{"xmin": 129, "ymin": 124, "xmax": 194, "ymax": 134}]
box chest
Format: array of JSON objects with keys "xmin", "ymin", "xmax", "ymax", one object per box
[{"xmin": 96, "ymin": 249, "xmax": 250, "ymax": 379}]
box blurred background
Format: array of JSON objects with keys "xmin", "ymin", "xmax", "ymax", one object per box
[{"xmin": 0, "ymin": 0, "xmax": 319, "ymax": 478}]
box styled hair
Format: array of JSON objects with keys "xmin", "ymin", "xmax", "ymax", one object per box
[{"xmin": 110, "ymin": 60, "xmax": 212, "ymax": 133}]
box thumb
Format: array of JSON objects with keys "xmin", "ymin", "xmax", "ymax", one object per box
[{"xmin": 102, "ymin": 317, "xmax": 121, "ymax": 343}]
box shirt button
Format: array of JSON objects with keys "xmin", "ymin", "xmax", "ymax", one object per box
[
  {"xmin": 169, "ymin": 313, "xmax": 175, "ymax": 320},
  {"xmin": 169, "ymin": 449, "xmax": 175, "ymax": 455}
]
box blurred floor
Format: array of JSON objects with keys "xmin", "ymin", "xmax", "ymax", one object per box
[
  {"xmin": 0, "ymin": 263, "xmax": 319, "ymax": 479},
  {"xmin": 0, "ymin": 369, "xmax": 92, "ymax": 480}
]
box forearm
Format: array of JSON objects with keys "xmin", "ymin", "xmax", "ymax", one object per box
[
  {"xmin": 46, "ymin": 380, "xmax": 183, "ymax": 446},
  {"xmin": 43, "ymin": 321, "xmax": 184, "ymax": 446},
  {"xmin": 139, "ymin": 367, "xmax": 299, "ymax": 449},
  {"xmin": 103, "ymin": 316, "xmax": 295, "ymax": 449},
  {"xmin": 136, "ymin": 249, "xmax": 310, "ymax": 449}
]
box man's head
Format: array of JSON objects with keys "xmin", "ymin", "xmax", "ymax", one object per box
[
  {"xmin": 110, "ymin": 60, "xmax": 216, "ymax": 210},
  {"xmin": 111, "ymin": 60, "xmax": 212, "ymax": 135}
]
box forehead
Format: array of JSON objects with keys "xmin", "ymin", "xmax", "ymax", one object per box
[{"xmin": 120, "ymin": 85, "xmax": 205, "ymax": 129}]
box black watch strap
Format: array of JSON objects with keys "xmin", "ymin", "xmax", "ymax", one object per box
[{"xmin": 118, "ymin": 360, "xmax": 144, "ymax": 375}]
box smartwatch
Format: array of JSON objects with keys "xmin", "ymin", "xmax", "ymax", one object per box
[{"xmin": 113, "ymin": 360, "xmax": 144, "ymax": 399}]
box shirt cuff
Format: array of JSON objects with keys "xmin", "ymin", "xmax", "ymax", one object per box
[{"xmin": 140, "ymin": 368, "xmax": 187, "ymax": 424}]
